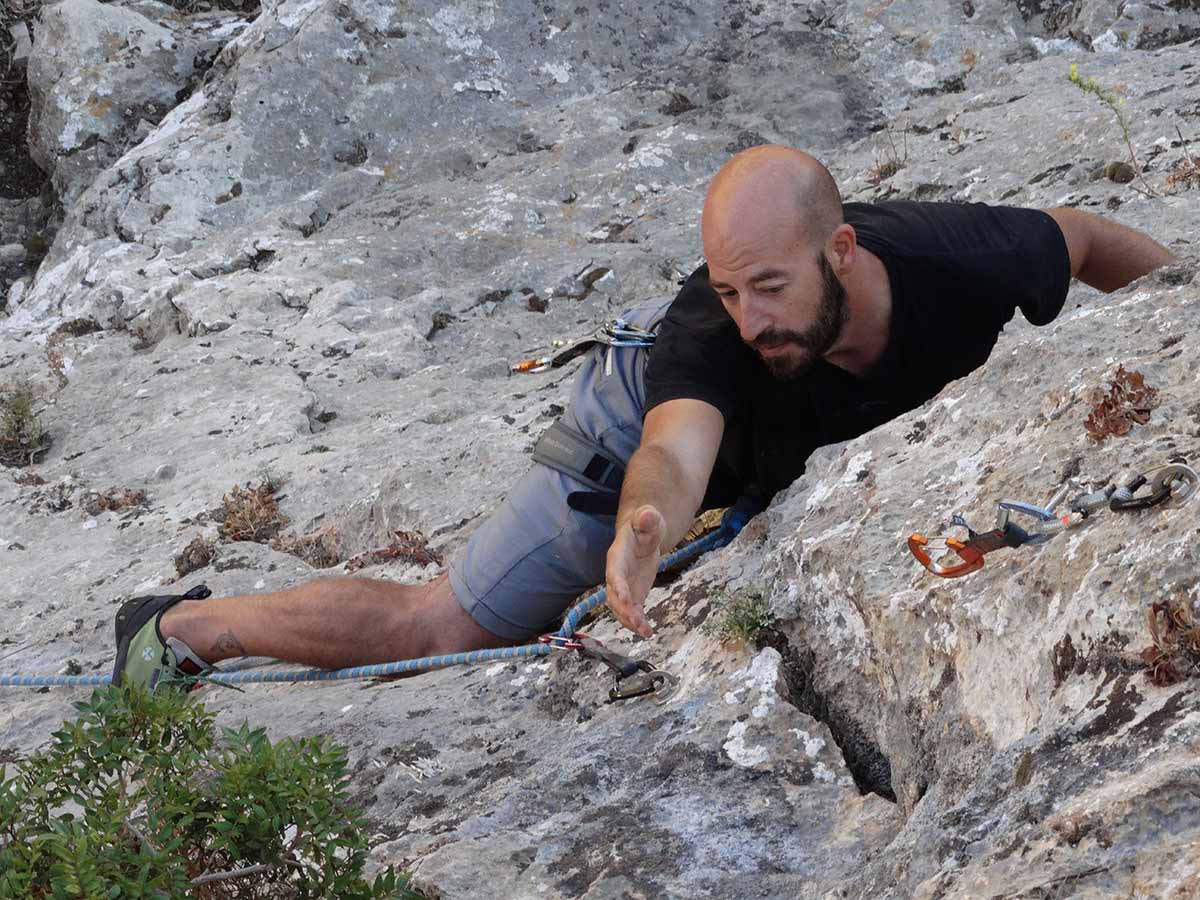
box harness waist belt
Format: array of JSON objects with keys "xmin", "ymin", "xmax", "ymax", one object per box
[{"xmin": 532, "ymin": 420, "xmax": 625, "ymax": 495}]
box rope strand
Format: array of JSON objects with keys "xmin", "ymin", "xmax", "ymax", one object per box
[{"xmin": 1, "ymin": 514, "xmax": 746, "ymax": 689}]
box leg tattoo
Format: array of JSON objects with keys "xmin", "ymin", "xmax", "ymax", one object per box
[{"xmin": 211, "ymin": 630, "xmax": 248, "ymax": 658}]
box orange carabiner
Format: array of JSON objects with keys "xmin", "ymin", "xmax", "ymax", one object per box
[{"xmin": 907, "ymin": 533, "xmax": 985, "ymax": 578}]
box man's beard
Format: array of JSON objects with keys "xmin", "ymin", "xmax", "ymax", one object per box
[{"xmin": 750, "ymin": 253, "xmax": 849, "ymax": 380}]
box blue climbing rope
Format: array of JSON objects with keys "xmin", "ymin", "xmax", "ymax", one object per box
[{"xmin": 0, "ymin": 504, "xmax": 755, "ymax": 689}]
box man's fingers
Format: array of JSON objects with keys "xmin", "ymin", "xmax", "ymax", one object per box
[
  {"xmin": 605, "ymin": 577, "xmax": 654, "ymax": 638},
  {"xmin": 605, "ymin": 506, "xmax": 665, "ymax": 637}
]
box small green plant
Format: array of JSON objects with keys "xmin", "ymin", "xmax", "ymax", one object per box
[
  {"xmin": 700, "ymin": 587, "xmax": 776, "ymax": 645},
  {"xmin": 255, "ymin": 464, "xmax": 286, "ymax": 494},
  {"xmin": 0, "ymin": 685, "xmax": 423, "ymax": 899},
  {"xmin": 0, "ymin": 379, "xmax": 49, "ymax": 467},
  {"xmin": 1067, "ymin": 64, "xmax": 1158, "ymax": 198}
]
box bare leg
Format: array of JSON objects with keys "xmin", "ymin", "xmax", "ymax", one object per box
[{"xmin": 158, "ymin": 572, "xmax": 513, "ymax": 668}]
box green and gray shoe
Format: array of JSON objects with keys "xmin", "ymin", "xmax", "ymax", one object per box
[{"xmin": 112, "ymin": 584, "xmax": 213, "ymax": 691}]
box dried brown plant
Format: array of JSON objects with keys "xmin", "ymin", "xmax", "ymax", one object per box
[
  {"xmin": 272, "ymin": 526, "xmax": 342, "ymax": 569},
  {"xmin": 1083, "ymin": 365, "xmax": 1159, "ymax": 443},
  {"xmin": 1142, "ymin": 598, "xmax": 1200, "ymax": 686},
  {"xmin": 1165, "ymin": 156, "xmax": 1200, "ymax": 193},
  {"xmin": 345, "ymin": 530, "xmax": 440, "ymax": 571},
  {"xmin": 220, "ymin": 482, "xmax": 287, "ymax": 542},
  {"xmin": 174, "ymin": 535, "xmax": 215, "ymax": 577},
  {"xmin": 83, "ymin": 487, "xmax": 148, "ymax": 516},
  {"xmin": 44, "ymin": 319, "xmax": 102, "ymax": 387},
  {"xmin": 1164, "ymin": 126, "xmax": 1200, "ymax": 194}
]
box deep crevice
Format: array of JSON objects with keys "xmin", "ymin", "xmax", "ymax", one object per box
[
  {"xmin": 0, "ymin": 36, "xmax": 60, "ymax": 308},
  {"xmin": 759, "ymin": 628, "xmax": 897, "ymax": 803}
]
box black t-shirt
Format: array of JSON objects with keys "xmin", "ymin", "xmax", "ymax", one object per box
[{"xmin": 644, "ymin": 200, "xmax": 1072, "ymax": 503}]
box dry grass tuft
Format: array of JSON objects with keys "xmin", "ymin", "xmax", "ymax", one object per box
[
  {"xmin": 83, "ymin": 487, "xmax": 147, "ymax": 516},
  {"xmin": 1164, "ymin": 126, "xmax": 1199, "ymax": 194},
  {"xmin": 1165, "ymin": 156, "xmax": 1200, "ymax": 193},
  {"xmin": 865, "ymin": 158, "xmax": 903, "ymax": 186},
  {"xmin": 1142, "ymin": 598, "xmax": 1200, "ymax": 686},
  {"xmin": 0, "ymin": 379, "xmax": 50, "ymax": 467},
  {"xmin": 864, "ymin": 122, "xmax": 909, "ymax": 186},
  {"xmin": 272, "ymin": 526, "xmax": 342, "ymax": 569},
  {"xmin": 220, "ymin": 481, "xmax": 288, "ymax": 543},
  {"xmin": 1084, "ymin": 365, "xmax": 1159, "ymax": 443},
  {"xmin": 174, "ymin": 535, "xmax": 215, "ymax": 578}
]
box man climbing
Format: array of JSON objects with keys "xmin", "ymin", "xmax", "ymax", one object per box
[{"xmin": 113, "ymin": 145, "xmax": 1176, "ymax": 690}]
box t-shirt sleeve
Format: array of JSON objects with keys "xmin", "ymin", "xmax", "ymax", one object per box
[
  {"xmin": 643, "ymin": 268, "xmax": 741, "ymax": 422},
  {"xmin": 856, "ymin": 201, "xmax": 1073, "ymax": 333},
  {"xmin": 978, "ymin": 205, "xmax": 1072, "ymax": 326}
]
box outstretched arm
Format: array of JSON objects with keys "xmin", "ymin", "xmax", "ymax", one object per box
[
  {"xmin": 605, "ymin": 398, "xmax": 723, "ymax": 636},
  {"xmin": 1041, "ymin": 207, "xmax": 1176, "ymax": 293}
]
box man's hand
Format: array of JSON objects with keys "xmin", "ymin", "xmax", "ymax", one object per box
[
  {"xmin": 605, "ymin": 504, "xmax": 667, "ymax": 637},
  {"xmin": 604, "ymin": 397, "xmax": 724, "ymax": 637}
]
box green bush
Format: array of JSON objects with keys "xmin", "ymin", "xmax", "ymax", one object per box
[
  {"xmin": 0, "ymin": 685, "xmax": 423, "ymax": 899},
  {"xmin": 700, "ymin": 586, "xmax": 776, "ymax": 645}
]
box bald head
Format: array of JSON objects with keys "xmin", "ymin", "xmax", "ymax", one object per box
[{"xmin": 701, "ymin": 146, "xmax": 843, "ymax": 259}]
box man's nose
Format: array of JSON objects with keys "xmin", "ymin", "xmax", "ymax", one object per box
[{"xmin": 737, "ymin": 294, "xmax": 768, "ymax": 344}]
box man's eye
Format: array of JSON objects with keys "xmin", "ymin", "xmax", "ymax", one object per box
[{"xmin": 762, "ymin": 285, "xmax": 785, "ymax": 294}]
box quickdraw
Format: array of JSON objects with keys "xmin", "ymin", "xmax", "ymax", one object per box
[
  {"xmin": 510, "ymin": 318, "xmax": 656, "ymax": 375},
  {"xmin": 538, "ymin": 632, "xmax": 679, "ymax": 704},
  {"xmin": 907, "ymin": 508, "xmax": 1036, "ymax": 578},
  {"xmin": 908, "ymin": 461, "xmax": 1198, "ymax": 578}
]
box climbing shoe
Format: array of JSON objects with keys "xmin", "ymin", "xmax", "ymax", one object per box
[{"xmin": 111, "ymin": 584, "xmax": 213, "ymax": 691}]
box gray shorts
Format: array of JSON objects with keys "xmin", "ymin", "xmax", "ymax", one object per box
[{"xmin": 448, "ymin": 298, "xmax": 672, "ymax": 640}]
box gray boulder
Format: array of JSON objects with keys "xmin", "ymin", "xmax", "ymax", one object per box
[{"xmin": 26, "ymin": 0, "xmax": 247, "ymax": 207}]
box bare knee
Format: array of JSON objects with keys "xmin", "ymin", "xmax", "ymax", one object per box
[{"xmin": 420, "ymin": 575, "xmax": 517, "ymax": 656}]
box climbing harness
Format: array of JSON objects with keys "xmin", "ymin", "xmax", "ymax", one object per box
[
  {"xmin": 532, "ymin": 420, "xmax": 625, "ymax": 497},
  {"xmin": 1, "ymin": 499, "xmax": 763, "ymax": 700},
  {"xmin": 538, "ymin": 633, "xmax": 679, "ymax": 704},
  {"xmin": 909, "ymin": 461, "xmax": 1199, "ymax": 578},
  {"xmin": 510, "ymin": 318, "xmax": 657, "ymax": 375},
  {"xmin": 523, "ymin": 316, "xmax": 662, "ymax": 513}
]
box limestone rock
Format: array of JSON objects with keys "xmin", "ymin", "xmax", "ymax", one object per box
[
  {"xmin": 1, "ymin": 0, "xmax": 1200, "ymax": 897},
  {"xmin": 8, "ymin": 21, "xmax": 32, "ymax": 68},
  {"xmin": 1062, "ymin": 0, "xmax": 1200, "ymax": 51},
  {"xmin": 26, "ymin": 0, "xmax": 248, "ymax": 207}
]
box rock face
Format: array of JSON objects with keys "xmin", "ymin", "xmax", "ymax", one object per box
[
  {"xmin": 26, "ymin": 0, "xmax": 246, "ymax": 208},
  {"xmin": 2, "ymin": 0, "xmax": 1200, "ymax": 897},
  {"xmin": 1, "ymin": 6, "xmax": 53, "ymax": 309}
]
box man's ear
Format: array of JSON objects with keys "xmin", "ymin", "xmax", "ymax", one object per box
[{"xmin": 826, "ymin": 223, "xmax": 858, "ymax": 273}]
